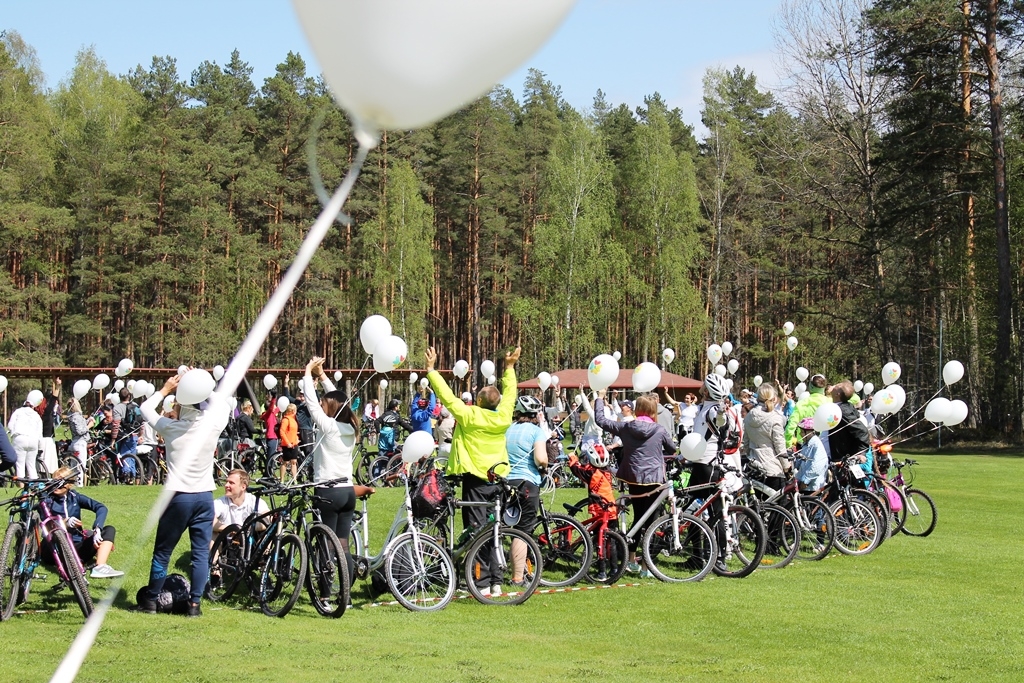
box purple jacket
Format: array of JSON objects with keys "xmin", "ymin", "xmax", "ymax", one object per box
[{"xmin": 593, "ymin": 399, "xmax": 674, "ymax": 485}]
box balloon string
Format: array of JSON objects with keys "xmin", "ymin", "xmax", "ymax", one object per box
[
  {"xmin": 349, "ymin": 355, "xmax": 371, "ymax": 396},
  {"xmin": 50, "ymin": 136, "xmax": 375, "ymax": 683},
  {"xmin": 886, "ymin": 385, "xmax": 945, "ymax": 435}
]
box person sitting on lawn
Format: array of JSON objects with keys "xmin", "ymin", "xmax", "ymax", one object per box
[
  {"xmin": 213, "ymin": 469, "xmax": 269, "ymax": 538},
  {"xmin": 44, "ymin": 467, "xmax": 124, "ymax": 578}
]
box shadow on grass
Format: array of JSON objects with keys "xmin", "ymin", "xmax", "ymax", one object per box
[{"xmin": 896, "ymin": 444, "xmax": 1024, "ymax": 457}]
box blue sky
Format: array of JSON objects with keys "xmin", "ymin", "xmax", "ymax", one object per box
[{"xmin": 5, "ymin": 0, "xmax": 783, "ymax": 132}]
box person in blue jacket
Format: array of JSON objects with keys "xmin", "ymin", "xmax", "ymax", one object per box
[
  {"xmin": 409, "ymin": 388, "xmax": 437, "ymax": 435},
  {"xmin": 44, "ymin": 466, "xmax": 124, "ymax": 578},
  {"xmin": 0, "ymin": 426, "xmax": 17, "ymax": 476}
]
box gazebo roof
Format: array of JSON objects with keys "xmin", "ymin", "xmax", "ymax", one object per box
[{"xmin": 518, "ymin": 368, "xmax": 702, "ymax": 391}]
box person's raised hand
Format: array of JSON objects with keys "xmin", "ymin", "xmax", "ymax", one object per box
[
  {"xmin": 597, "ymin": 389, "xmax": 606, "ymax": 400},
  {"xmin": 424, "ymin": 347, "xmax": 437, "ymax": 373},
  {"xmin": 505, "ymin": 346, "xmax": 521, "ymax": 367},
  {"xmin": 161, "ymin": 375, "xmax": 181, "ymax": 396}
]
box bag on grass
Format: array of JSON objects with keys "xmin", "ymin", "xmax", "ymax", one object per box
[{"xmin": 135, "ymin": 573, "xmax": 191, "ymax": 614}]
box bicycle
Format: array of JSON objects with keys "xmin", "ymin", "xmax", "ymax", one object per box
[
  {"xmin": 560, "ymin": 496, "xmax": 629, "ymax": 584},
  {"xmin": 528, "ymin": 494, "xmax": 592, "ymax": 587},
  {"xmin": 736, "ymin": 469, "xmax": 801, "ymax": 570},
  {"xmin": 348, "ymin": 473, "xmax": 456, "ymax": 612},
  {"xmin": 206, "ymin": 480, "xmax": 307, "ymax": 617},
  {"xmin": 746, "ymin": 462, "xmax": 836, "ymax": 562},
  {"xmin": 888, "ymin": 458, "xmax": 937, "ymax": 537},
  {"xmin": 0, "ymin": 475, "xmax": 93, "ymax": 620},
  {"xmin": 816, "ymin": 458, "xmax": 884, "ymax": 555}
]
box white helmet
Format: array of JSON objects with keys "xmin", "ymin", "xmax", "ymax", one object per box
[
  {"xmin": 584, "ymin": 442, "xmax": 610, "ymax": 468},
  {"xmin": 704, "ymin": 374, "xmax": 729, "ymax": 402}
]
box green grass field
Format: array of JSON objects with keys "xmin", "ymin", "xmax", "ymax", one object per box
[{"xmin": 1, "ymin": 453, "xmax": 1021, "ymax": 683}]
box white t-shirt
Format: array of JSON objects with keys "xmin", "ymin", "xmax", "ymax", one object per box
[
  {"xmin": 679, "ymin": 404, "xmax": 699, "ymax": 429},
  {"xmin": 214, "ymin": 492, "xmax": 269, "ymax": 529}
]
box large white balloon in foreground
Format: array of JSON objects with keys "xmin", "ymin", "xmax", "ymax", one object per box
[
  {"xmin": 632, "ymin": 362, "xmax": 661, "ymax": 393},
  {"xmin": 292, "ymin": 0, "xmax": 577, "ymax": 141}
]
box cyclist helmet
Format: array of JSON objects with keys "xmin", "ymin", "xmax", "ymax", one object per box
[
  {"xmin": 387, "ymin": 399, "xmax": 401, "ymax": 411},
  {"xmin": 704, "ymin": 373, "xmax": 728, "ymax": 401},
  {"xmin": 584, "ymin": 442, "xmax": 610, "ymax": 468},
  {"xmin": 514, "ymin": 395, "xmax": 544, "ymax": 417}
]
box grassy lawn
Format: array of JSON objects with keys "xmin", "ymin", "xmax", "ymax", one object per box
[{"xmin": 1, "ymin": 453, "xmax": 1021, "ymax": 682}]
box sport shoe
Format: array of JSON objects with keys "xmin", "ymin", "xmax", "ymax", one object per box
[
  {"xmin": 625, "ymin": 561, "xmax": 642, "ymax": 574},
  {"xmin": 186, "ymin": 602, "xmax": 202, "ymax": 618},
  {"xmin": 90, "ymin": 564, "xmax": 125, "ymax": 579},
  {"xmin": 476, "ymin": 585, "xmax": 491, "ymax": 597},
  {"xmin": 594, "ymin": 571, "xmax": 609, "ymax": 582},
  {"xmin": 639, "ymin": 569, "xmax": 654, "ymax": 580},
  {"xmin": 490, "ymin": 584, "xmax": 502, "ymax": 597}
]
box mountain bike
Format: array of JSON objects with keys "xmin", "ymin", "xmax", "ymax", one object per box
[
  {"xmin": 530, "ymin": 495, "xmax": 592, "ymax": 587},
  {"xmin": 816, "ymin": 458, "xmax": 883, "ymax": 556},
  {"xmin": 0, "ymin": 475, "xmax": 93, "ymax": 620},
  {"xmin": 747, "ymin": 465, "xmax": 836, "ymax": 562},
  {"xmin": 888, "ymin": 458, "xmax": 937, "ymax": 537},
  {"xmin": 736, "ymin": 470, "xmax": 801, "ymax": 570}
]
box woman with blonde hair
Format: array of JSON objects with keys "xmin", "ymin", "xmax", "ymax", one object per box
[
  {"xmin": 741, "ymin": 383, "xmax": 789, "ymax": 491},
  {"xmin": 66, "ymin": 398, "xmax": 91, "ymax": 485}
]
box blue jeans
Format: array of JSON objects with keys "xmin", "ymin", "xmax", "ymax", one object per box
[
  {"xmin": 145, "ymin": 491, "xmax": 214, "ymax": 605},
  {"xmin": 118, "ymin": 434, "xmax": 137, "ymax": 456}
]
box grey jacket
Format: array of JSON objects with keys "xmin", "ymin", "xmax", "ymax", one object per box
[
  {"xmin": 593, "ymin": 399, "xmax": 674, "ymax": 485},
  {"xmin": 741, "ymin": 407, "xmax": 788, "ymax": 478}
]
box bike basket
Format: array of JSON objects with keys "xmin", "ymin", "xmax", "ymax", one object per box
[{"xmin": 410, "ymin": 469, "xmax": 452, "ymax": 519}]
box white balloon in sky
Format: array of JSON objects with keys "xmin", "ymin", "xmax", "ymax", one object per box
[{"xmin": 292, "ymin": 0, "xmax": 577, "ymax": 139}]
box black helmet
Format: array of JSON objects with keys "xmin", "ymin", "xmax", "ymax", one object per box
[
  {"xmin": 514, "ymin": 395, "xmax": 544, "ymax": 416},
  {"xmin": 387, "ymin": 399, "xmax": 401, "ymax": 411}
]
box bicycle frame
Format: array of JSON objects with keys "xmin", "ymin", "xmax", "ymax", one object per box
[{"xmin": 354, "ymin": 476, "xmax": 428, "ymax": 574}]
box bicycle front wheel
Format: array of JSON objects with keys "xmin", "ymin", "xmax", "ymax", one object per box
[
  {"xmin": 258, "ymin": 533, "xmax": 307, "ymax": 618},
  {"xmin": 642, "ymin": 513, "xmax": 717, "ymax": 582},
  {"xmin": 305, "ymin": 524, "xmax": 350, "ymax": 618},
  {"xmin": 831, "ymin": 498, "xmax": 881, "ymax": 555},
  {"xmin": 532, "ymin": 513, "xmax": 592, "ymax": 587},
  {"xmin": 901, "ymin": 488, "xmax": 937, "ymax": 537},
  {"xmin": 712, "ymin": 505, "xmax": 767, "ymax": 578},
  {"xmin": 207, "ymin": 525, "xmax": 245, "ymax": 602},
  {"xmin": 464, "ymin": 527, "xmax": 543, "ymax": 605},
  {"xmin": 385, "ymin": 532, "xmax": 456, "ymax": 612},
  {"xmin": 758, "ymin": 504, "xmax": 800, "ymax": 570},
  {"xmin": 796, "ymin": 497, "xmax": 835, "ymax": 561},
  {"xmin": 0, "ymin": 522, "xmax": 25, "ymax": 621},
  {"xmin": 52, "ymin": 529, "xmax": 93, "ymax": 618}
]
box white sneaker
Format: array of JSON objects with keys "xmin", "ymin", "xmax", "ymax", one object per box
[
  {"xmin": 490, "ymin": 584, "xmax": 502, "ymax": 597},
  {"xmin": 477, "ymin": 585, "xmax": 491, "ymax": 597},
  {"xmin": 90, "ymin": 564, "xmax": 124, "ymax": 579}
]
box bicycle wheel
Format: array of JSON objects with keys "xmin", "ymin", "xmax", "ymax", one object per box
[
  {"xmin": 758, "ymin": 504, "xmax": 800, "ymax": 570},
  {"xmin": 258, "ymin": 533, "xmax": 307, "ymax": 618},
  {"xmin": 532, "ymin": 513, "xmax": 592, "ymax": 587},
  {"xmin": 91, "ymin": 458, "xmax": 114, "ymax": 486},
  {"xmin": 367, "ymin": 456, "xmax": 390, "ymax": 486},
  {"xmin": 830, "ymin": 498, "xmax": 881, "ymax": 555},
  {"xmin": 52, "ymin": 529, "xmax": 93, "ymax": 618},
  {"xmin": 713, "ymin": 505, "xmax": 767, "ymax": 578},
  {"xmin": 901, "ymin": 488, "xmax": 937, "ymax": 537},
  {"xmin": 415, "ymin": 516, "xmax": 449, "ymax": 549},
  {"xmin": 587, "ymin": 528, "xmax": 628, "ymax": 584},
  {"xmin": 0, "ymin": 522, "xmax": 25, "ymax": 621},
  {"xmin": 464, "ymin": 527, "xmax": 542, "ymax": 605},
  {"xmin": 385, "ymin": 532, "xmax": 456, "ymax": 612},
  {"xmin": 60, "ymin": 456, "xmax": 87, "ymax": 485},
  {"xmin": 853, "ymin": 489, "xmax": 890, "ymax": 544},
  {"xmin": 265, "ymin": 453, "xmax": 283, "ymax": 481},
  {"xmin": 796, "ymin": 497, "xmax": 835, "ymax": 561},
  {"xmin": 305, "ymin": 523, "xmax": 350, "ymax": 618},
  {"xmin": 352, "ymin": 448, "xmax": 370, "ymax": 485},
  {"xmin": 385, "ymin": 454, "xmax": 406, "ymax": 487},
  {"xmin": 883, "ymin": 484, "xmax": 908, "ymax": 535},
  {"xmin": 140, "ymin": 456, "xmax": 159, "ymax": 485},
  {"xmin": 121, "ymin": 454, "xmax": 143, "ymax": 485},
  {"xmin": 206, "ymin": 525, "xmax": 245, "ymax": 602},
  {"xmin": 642, "ymin": 513, "xmax": 717, "ymax": 583}
]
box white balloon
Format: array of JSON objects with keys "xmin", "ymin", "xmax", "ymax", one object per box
[
  {"xmin": 924, "ymin": 397, "xmax": 952, "ymax": 424},
  {"xmin": 177, "ymin": 365, "xmax": 189, "ymax": 376},
  {"xmin": 752, "ymin": 375, "xmax": 763, "ymax": 388},
  {"xmin": 178, "ymin": 369, "xmax": 216, "ymax": 405},
  {"xmin": 537, "ymin": 371, "xmax": 551, "ymax": 392},
  {"xmin": 707, "ymin": 344, "xmax": 723, "ymax": 364},
  {"xmin": 144, "ymin": 382, "xmax": 156, "ymax": 398},
  {"xmin": 612, "ymin": 351, "xmax": 622, "ymax": 361},
  {"xmin": 813, "ymin": 403, "xmax": 842, "ymax": 433},
  {"xmin": 132, "ymin": 381, "xmax": 148, "ymax": 399},
  {"xmin": 721, "ymin": 341, "xmax": 733, "ymax": 356},
  {"xmin": 480, "ymin": 360, "xmax": 496, "ymax": 379},
  {"xmin": 863, "ymin": 382, "xmax": 875, "ymax": 396},
  {"xmin": 73, "ymin": 379, "xmax": 92, "ymax": 400},
  {"xmin": 113, "ymin": 379, "xmax": 125, "ymax": 391},
  {"xmin": 212, "ymin": 365, "xmax": 225, "ymax": 381},
  {"xmin": 881, "ymin": 361, "xmax": 902, "ymax": 386},
  {"xmin": 374, "ymin": 335, "xmax": 409, "ymax": 374},
  {"xmin": 163, "ymin": 395, "xmax": 176, "ymax": 413},
  {"xmin": 662, "ymin": 348, "xmax": 675, "ymax": 364},
  {"xmin": 794, "ymin": 382, "xmax": 807, "ymax": 397},
  {"xmin": 587, "ymin": 354, "xmax": 620, "ymax": 391},
  {"xmin": 723, "ymin": 378, "xmax": 734, "ymax": 393},
  {"xmin": 360, "ymin": 315, "xmax": 393, "ymax": 355},
  {"xmin": 92, "ymin": 373, "xmax": 110, "ymax": 391},
  {"xmin": 786, "ymin": 336, "xmax": 799, "ymax": 351},
  {"xmin": 380, "ymin": 379, "xmax": 389, "ymax": 390},
  {"xmin": 574, "ymin": 394, "xmax": 584, "ymax": 406},
  {"xmin": 293, "ymin": 0, "xmax": 577, "ymax": 137},
  {"xmin": 27, "ymin": 389, "xmax": 45, "ymax": 407},
  {"xmin": 127, "ymin": 379, "xmax": 136, "ymax": 390},
  {"xmin": 795, "ymin": 367, "xmax": 809, "ymax": 382},
  {"xmin": 277, "ymin": 395, "xmax": 291, "ymax": 412},
  {"xmin": 453, "ymin": 360, "xmax": 470, "ymax": 379},
  {"xmin": 944, "ymin": 399, "xmax": 969, "ymax": 426},
  {"xmin": 227, "ymin": 396, "xmax": 238, "ymax": 410},
  {"xmin": 727, "ymin": 359, "xmax": 740, "ymax": 375},
  {"xmin": 420, "ymin": 377, "xmax": 429, "ymax": 388},
  {"xmin": 942, "ymin": 360, "xmax": 964, "ymax": 386},
  {"xmin": 0, "ymin": 375, "xmax": 6, "ymax": 394},
  {"xmin": 783, "ymin": 321, "xmax": 795, "ymax": 335},
  {"xmin": 402, "ymin": 430, "xmax": 437, "ymax": 463},
  {"xmin": 632, "ymin": 362, "xmax": 661, "ymax": 393},
  {"xmin": 118, "ymin": 358, "xmax": 133, "ymax": 374},
  {"xmin": 853, "ymin": 380, "xmax": 864, "ymax": 393},
  {"xmin": 409, "ymin": 372, "xmax": 419, "ymax": 383},
  {"xmin": 105, "ymin": 392, "xmax": 120, "ymax": 405},
  {"xmin": 714, "ymin": 364, "xmax": 727, "ymax": 378},
  {"xmin": 550, "ymin": 375, "xmax": 559, "ymax": 387},
  {"xmin": 887, "ymin": 384, "xmax": 907, "ymax": 412},
  {"xmin": 487, "ymin": 375, "xmax": 496, "ymax": 385},
  {"xmin": 263, "ymin": 374, "xmax": 278, "ymax": 391},
  {"xmin": 334, "ymin": 370, "xmax": 343, "ymax": 382},
  {"xmin": 679, "ymin": 433, "xmax": 708, "ymax": 462},
  {"xmin": 114, "ymin": 366, "xmax": 127, "ymax": 378},
  {"xmin": 799, "ymin": 391, "xmax": 810, "ymax": 402}
]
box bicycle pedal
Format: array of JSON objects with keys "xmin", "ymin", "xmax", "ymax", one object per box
[{"xmin": 33, "ymin": 573, "xmax": 48, "ymax": 581}]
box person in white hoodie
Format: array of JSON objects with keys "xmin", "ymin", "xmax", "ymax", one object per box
[
  {"xmin": 8, "ymin": 391, "xmax": 45, "ymax": 479},
  {"xmin": 137, "ymin": 373, "xmax": 230, "ymax": 617}
]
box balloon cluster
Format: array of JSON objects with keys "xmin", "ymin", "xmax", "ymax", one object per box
[{"xmin": 360, "ymin": 315, "xmax": 409, "ymax": 375}]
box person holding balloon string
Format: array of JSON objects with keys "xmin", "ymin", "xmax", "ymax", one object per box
[{"xmin": 824, "ymin": 381, "xmax": 871, "ymax": 468}]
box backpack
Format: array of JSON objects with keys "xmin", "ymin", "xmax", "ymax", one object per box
[
  {"xmin": 410, "ymin": 468, "xmax": 452, "ymax": 520},
  {"xmin": 135, "ymin": 574, "xmax": 191, "ymax": 614},
  {"xmin": 122, "ymin": 403, "xmax": 143, "ymax": 435}
]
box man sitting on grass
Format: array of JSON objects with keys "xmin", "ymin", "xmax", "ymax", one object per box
[{"xmin": 213, "ymin": 469, "xmax": 269, "ymax": 541}]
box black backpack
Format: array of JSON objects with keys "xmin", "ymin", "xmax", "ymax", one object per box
[
  {"xmin": 122, "ymin": 403, "xmax": 143, "ymax": 434},
  {"xmin": 135, "ymin": 574, "xmax": 191, "ymax": 614},
  {"xmin": 410, "ymin": 469, "xmax": 453, "ymax": 520}
]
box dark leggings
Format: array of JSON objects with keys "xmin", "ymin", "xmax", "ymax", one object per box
[
  {"xmin": 314, "ymin": 486, "xmax": 356, "ymax": 585},
  {"xmin": 686, "ymin": 463, "xmax": 723, "ymax": 559},
  {"xmin": 626, "ymin": 483, "xmax": 662, "ymax": 553}
]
